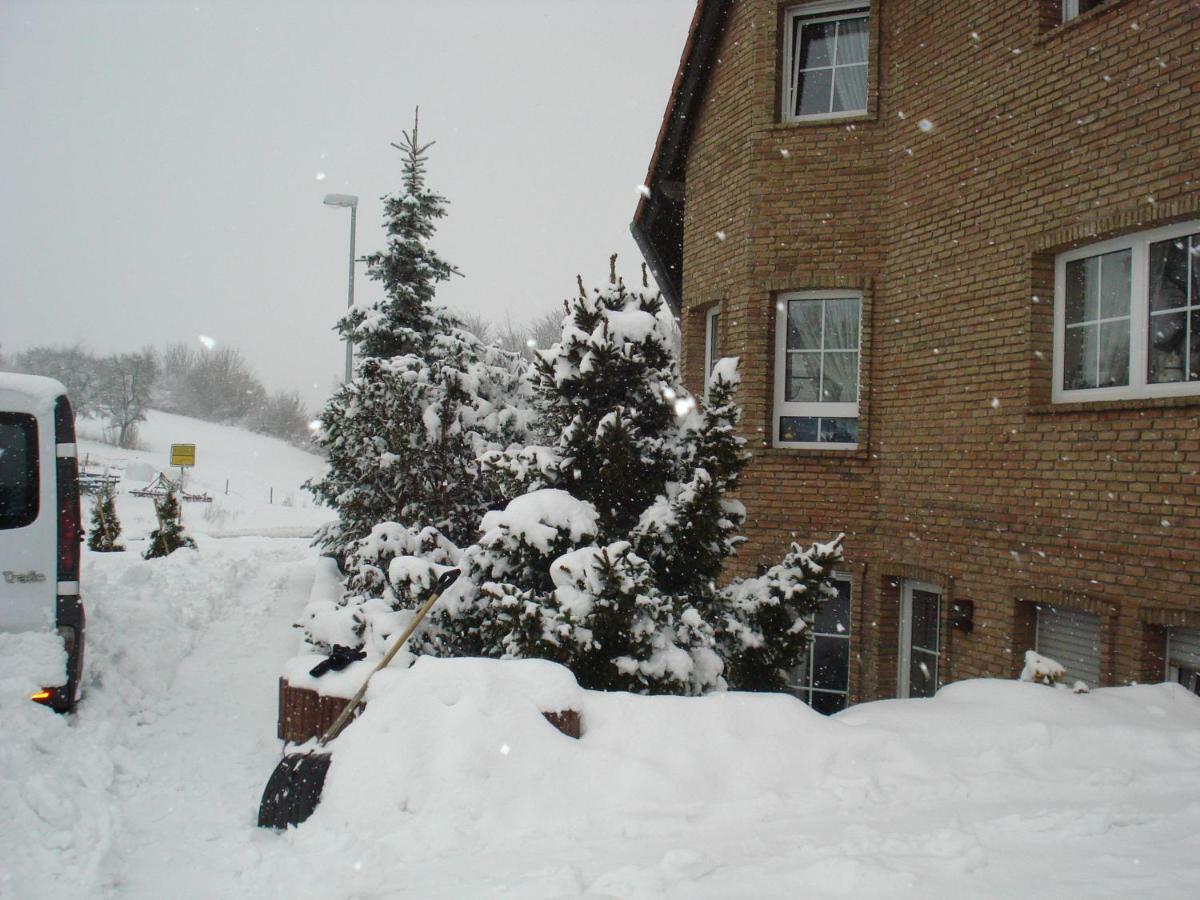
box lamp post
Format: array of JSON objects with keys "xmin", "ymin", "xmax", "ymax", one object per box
[{"xmin": 323, "ymin": 193, "xmax": 358, "ymax": 383}]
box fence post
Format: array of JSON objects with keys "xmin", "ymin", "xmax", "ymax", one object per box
[{"xmin": 270, "ymin": 487, "xmax": 274, "ymax": 505}]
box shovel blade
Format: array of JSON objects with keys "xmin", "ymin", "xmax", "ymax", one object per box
[{"xmin": 257, "ymin": 751, "xmax": 333, "ymax": 830}]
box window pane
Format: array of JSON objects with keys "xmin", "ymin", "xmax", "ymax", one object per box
[
  {"xmin": 910, "ymin": 589, "xmax": 940, "ymax": 652},
  {"xmin": 797, "ymin": 20, "xmax": 834, "ymax": 69},
  {"xmin": 909, "ymin": 650, "xmax": 938, "ymax": 699},
  {"xmin": 814, "ymin": 581, "xmax": 851, "ymax": 635},
  {"xmin": 1192, "ymin": 237, "xmax": 1199, "ymax": 305},
  {"xmin": 787, "ymin": 300, "xmax": 823, "ymax": 350},
  {"xmin": 707, "ymin": 313, "xmax": 720, "ymax": 375},
  {"xmin": 1065, "ymin": 257, "xmax": 1099, "ymax": 325},
  {"xmin": 834, "ymin": 17, "xmax": 868, "ymax": 65},
  {"xmin": 786, "ymin": 352, "xmax": 821, "ymax": 401},
  {"xmin": 1064, "ymin": 323, "xmax": 1098, "ymax": 390},
  {"xmin": 1191, "ymin": 310, "xmax": 1200, "ymax": 381},
  {"xmin": 1099, "ymin": 250, "xmax": 1131, "ymax": 319},
  {"xmin": 0, "ymin": 415, "xmax": 39, "ymax": 530},
  {"xmin": 831, "ymin": 63, "xmax": 867, "ymax": 113},
  {"xmin": 1148, "ymin": 311, "xmax": 1187, "ymax": 384},
  {"xmin": 822, "ymin": 351, "xmax": 859, "ymax": 402},
  {"xmin": 796, "ymin": 67, "xmax": 833, "ymax": 117},
  {"xmin": 1098, "ymin": 319, "xmax": 1129, "ymax": 387},
  {"xmin": 1150, "ymin": 237, "xmax": 1191, "ymax": 312},
  {"xmin": 818, "ymin": 417, "xmax": 857, "ymax": 444},
  {"xmin": 812, "ymin": 635, "xmax": 849, "ymax": 692},
  {"xmin": 779, "ymin": 416, "xmax": 819, "ymax": 443},
  {"xmin": 811, "ymin": 690, "xmax": 847, "ymax": 715},
  {"xmin": 823, "ymin": 297, "xmax": 859, "ymax": 349}
]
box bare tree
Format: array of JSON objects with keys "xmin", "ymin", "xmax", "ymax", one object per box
[
  {"xmin": 96, "ymin": 350, "xmax": 159, "ymax": 449},
  {"xmin": 12, "ymin": 343, "xmax": 102, "ymax": 413}
]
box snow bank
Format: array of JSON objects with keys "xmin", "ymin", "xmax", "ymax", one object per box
[{"xmin": 268, "ymin": 661, "xmax": 1200, "ymax": 897}]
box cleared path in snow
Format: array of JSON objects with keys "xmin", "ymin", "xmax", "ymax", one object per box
[{"xmin": 81, "ymin": 537, "xmax": 315, "ymax": 897}]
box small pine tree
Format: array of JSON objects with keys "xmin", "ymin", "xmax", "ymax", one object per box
[
  {"xmin": 143, "ymin": 487, "xmax": 197, "ymax": 559},
  {"xmin": 87, "ymin": 480, "xmax": 125, "ymax": 552}
]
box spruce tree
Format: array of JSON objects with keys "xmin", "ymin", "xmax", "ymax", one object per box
[
  {"xmin": 336, "ymin": 108, "xmax": 458, "ymax": 361},
  {"xmin": 87, "ymin": 479, "xmax": 125, "ymax": 552},
  {"xmin": 305, "ymin": 113, "xmax": 529, "ymax": 558},
  {"xmin": 143, "ymin": 487, "xmax": 197, "ymax": 559}
]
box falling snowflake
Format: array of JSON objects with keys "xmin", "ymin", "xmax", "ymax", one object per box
[
  {"xmin": 198, "ymin": 335, "xmax": 216, "ymax": 350},
  {"xmin": 315, "ymin": 172, "xmax": 327, "ymax": 181},
  {"xmin": 917, "ymin": 119, "xmax": 934, "ymax": 132},
  {"xmin": 637, "ymin": 184, "xmax": 652, "ymax": 198},
  {"xmin": 715, "ymin": 230, "xmax": 727, "ymax": 241},
  {"xmin": 991, "ymin": 397, "xmax": 1001, "ymax": 409}
]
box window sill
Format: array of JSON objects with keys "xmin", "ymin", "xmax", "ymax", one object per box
[
  {"xmin": 756, "ymin": 441, "xmax": 873, "ymax": 463},
  {"xmin": 1031, "ymin": 393, "xmax": 1200, "ymax": 415},
  {"xmin": 772, "ymin": 114, "xmax": 874, "ymax": 130}
]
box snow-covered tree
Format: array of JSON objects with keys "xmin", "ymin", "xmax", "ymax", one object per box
[
  {"xmin": 143, "ymin": 488, "xmax": 196, "ymax": 559},
  {"xmin": 305, "ymin": 113, "xmax": 530, "ymax": 557},
  {"xmin": 336, "ymin": 109, "xmax": 457, "ymax": 362},
  {"xmin": 87, "ymin": 480, "xmax": 125, "ymax": 552}
]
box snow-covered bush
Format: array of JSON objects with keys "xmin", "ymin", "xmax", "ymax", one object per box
[
  {"xmin": 1019, "ymin": 650, "xmax": 1090, "ymax": 693},
  {"xmin": 413, "ymin": 262, "xmax": 842, "ymax": 695},
  {"xmin": 720, "ymin": 537, "xmax": 844, "ymax": 692},
  {"xmin": 143, "ymin": 488, "xmax": 196, "ymax": 559},
  {"xmin": 87, "ymin": 481, "xmax": 125, "ymax": 552}
]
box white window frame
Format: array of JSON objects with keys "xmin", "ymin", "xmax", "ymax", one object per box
[
  {"xmin": 898, "ymin": 581, "xmax": 941, "ymax": 699},
  {"xmin": 781, "ymin": 1, "xmax": 870, "ymax": 123},
  {"xmin": 703, "ymin": 305, "xmax": 720, "ymax": 399},
  {"xmin": 1053, "ymin": 219, "xmax": 1200, "ymax": 404},
  {"xmin": 773, "ymin": 290, "xmax": 861, "ymax": 449}
]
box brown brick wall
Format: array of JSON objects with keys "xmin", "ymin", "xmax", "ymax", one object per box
[{"xmin": 677, "ymin": 0, "xmax": 1200, "ymax": 702}]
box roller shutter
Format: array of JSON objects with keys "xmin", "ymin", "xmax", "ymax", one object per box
[
  {"xmin": 1036, "ymin": 606, "xmax": 1101, "ymax": 687},
  {"xmin": 1168, "ymin": 628, "xmax": 1200, "ymax": 670}
]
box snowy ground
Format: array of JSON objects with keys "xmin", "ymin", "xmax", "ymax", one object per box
[{"xmin": 3, "ymin": 418, "xmax": 1200, "ymax": 898}]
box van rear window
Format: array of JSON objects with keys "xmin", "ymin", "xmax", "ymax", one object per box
[{"xmin": 0, "ymin": 413, "xmax": 38, "ymax": 530}]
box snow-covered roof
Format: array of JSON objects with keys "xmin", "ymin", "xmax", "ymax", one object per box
[{"xmin": 0, "ymin": 371, "xmax": 67, "ymax": 412}]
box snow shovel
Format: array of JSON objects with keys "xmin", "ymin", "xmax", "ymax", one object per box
[{"xmin": 257, "ymin": 567, "xmax": 460, "ymax": 830}]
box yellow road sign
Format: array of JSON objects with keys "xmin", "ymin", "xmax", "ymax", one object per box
[{"xmin": 170, "ymin": 444, "xmax": 196, "ymax": 467}]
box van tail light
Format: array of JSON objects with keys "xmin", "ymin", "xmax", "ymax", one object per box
[
  {"xmin": 54, "ymin": 395, "xmax": 81, "ymax": 587},
  {"xmin": 30, "ymin": 690, "xmax": 53, "ymax": 703}
]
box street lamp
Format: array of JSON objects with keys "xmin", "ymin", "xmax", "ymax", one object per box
[{"xmin": 323, "ymin": 193, "xmax": 358, "ymax": 383}]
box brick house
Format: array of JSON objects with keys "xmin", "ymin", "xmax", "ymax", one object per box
[{"xmin": 632, "ymin": 0, "xmax": 1200, "ymax": 712}]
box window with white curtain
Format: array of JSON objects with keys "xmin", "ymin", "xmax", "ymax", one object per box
[
  {"xmin": 1053, "ymin": 220, "xmax": 1200, "ymax": 403},
  {"xmin": 782, "ymin": 2, "xmax": 869, "ymax": 122},
  {"xmin": 774, "ymin": 291, "xmax": 861, "ymax": 448}
]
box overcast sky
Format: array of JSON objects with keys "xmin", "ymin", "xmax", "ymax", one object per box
[{"xmin": 0, "ymin": 0, "xmax": 693, "ymax": 407}]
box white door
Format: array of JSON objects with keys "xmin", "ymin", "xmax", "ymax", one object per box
[{"xmin": 898, "ymin": 582, "xmax": 941, "ymax": 698}]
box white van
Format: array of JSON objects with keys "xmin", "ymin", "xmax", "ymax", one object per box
[{"xmin": 0, "ymin": 373, "xmax": 85, "ymax": 711}]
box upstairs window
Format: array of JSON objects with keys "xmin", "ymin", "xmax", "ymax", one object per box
[
  {"xmin": 782, "ymin": 2, "xmax": 869, "ymax": 122},
  {"xmin": 1054, "ymin": 220, "xmax": 1200, "ymax": 403},
  {"xmin": 1062, "ymin": 0, "xmax": 1106, "ymax": 22},
  {"xmin": 774, "ymin": 291, "xmax": 861, "ymax": 448}
]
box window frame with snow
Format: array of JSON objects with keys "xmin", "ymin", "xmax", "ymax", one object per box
[
  {"xmin": 773, "ymin": 290, "xmax": 861, "ymax": 449},
  {"xmin": 1053, "ymin": 220, "xmax": 1200, "ymax": 404},
  {"xmin": 788, "ymin": 574, "xmax": 852, "ymax": 714},
  {"xmin": 781, "ymin": 1, "xmax": 870, "ymax": 123}
]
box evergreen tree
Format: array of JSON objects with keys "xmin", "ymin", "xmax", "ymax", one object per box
[
  {"xmin": 336, "ymin": 108, "xmax": 458, "ymax": 361},
  {"xmin": 305, "ymin": 113, "xmax": 530, "ymax": 558},
  {"xmin": 143, "ymin": 487, "xmax": 197, "ymax": 559},
  {"xmin": 87, "ymin": 480, "xmax": 125, "ymax": 552}
]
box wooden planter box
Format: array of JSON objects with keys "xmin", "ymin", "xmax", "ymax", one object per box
[{"xmin": 277, "ymin": 677, "xmax": 582, "ymax": 743}]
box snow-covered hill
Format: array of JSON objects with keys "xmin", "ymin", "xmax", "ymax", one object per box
[{"xmin": 77, "ymin": 409, "xmax": 334, "ymax": 539}]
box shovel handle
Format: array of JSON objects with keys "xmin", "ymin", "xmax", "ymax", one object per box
[{"xmin": 318, "ymin": 568, "xmax": 460, "ymax": 745}]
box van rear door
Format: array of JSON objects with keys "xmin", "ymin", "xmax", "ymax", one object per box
[{"xmin": 0, "ymin": 409, "xmax": 56, "ymax": 632}]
